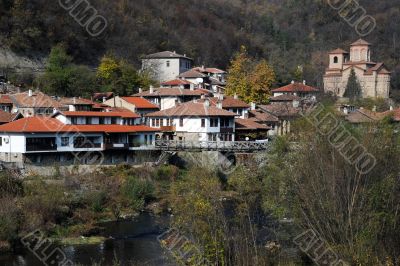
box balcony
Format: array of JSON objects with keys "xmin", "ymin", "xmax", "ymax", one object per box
[
  {"xmin": 220, "ymin": 127, "xmax": 234, "ymax": 133},
  {"xmin": 74, "ymin": 143, "xmax": 102, "ymax": 149},
  {"xmin": 26, "ymin": 144, "xmax": 57, "ymax": 152},
  {"xmin": 160, "ymin": 126, "xmax": 176, "ymax": 132},
  {"xmin": 104, "ymin": 143, "xmax": 129, "ymax": 150}
]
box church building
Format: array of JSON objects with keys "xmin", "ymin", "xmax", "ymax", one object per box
[{"xmin": 323, "ymin": 39, "xmax": 391, "ymax": 99}]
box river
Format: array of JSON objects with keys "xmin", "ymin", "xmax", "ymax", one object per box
[{"xmin": 0, "ymin": 213, "xmax": 174, "ymax": 266}]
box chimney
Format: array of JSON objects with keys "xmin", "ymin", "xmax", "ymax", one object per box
[
  {"xmin": 139, "ymin": 88, "xmax": 143, "ymax": 93},
  {"xmin": 219, "ymin": 94, "xmax": 224, "ymax": 101},
  {"xmin": 343, "ymin": 107, "xmax": 349, "ymax": 115},
  {"xmin": 73, "ymin": 97, "xmax": 76, "ymax": 104},
  {"xmin": 204, "ymin": 99, "xmax": 210, "ymax": 108},
  {"xmin": 201, "ymin": 94, "xmax": 206, "ymax": 99},
  {"xmin": 217, "ymin": 101, "xmax": 223, "ymax": 109},
  {"xmin": 179, "ymin": 85, "xmax": 185, "ymax": 90},
  {"xmin": 372, "ymin": 105, "xmax": 377, "ymax": 112},
  {"xmin": 303, "ymin": 80, "xmax": 306, "ymax": 85},
  {"xmin": 102, "ymin": 97, "xmax": 107, "ymax": 103},
  {"xmin": 28, "ymin": 89, "xmax": 33, "ymax": 97},
  {"xmin": 234, "ymin": 94, "xmax": 238, "ymax": 100},
  {"xmin": 390, "ymin": 106, "xmax": 394, "ymax": 111},
  {"xmin": 293, "ymin": 100, "xmax": 300, "ymax": 108},
  {"xmin": 251, "ymin": 102, "xmax": 256, "ymax": 111},
  {"xmin": 291, "ymin": 80, "xmax": 295, "ymax": 84},
  {"xmin": 150, "ymin": 85, "xmax": 154, "ymax": 94},
  {"xmin": 190, "ymin": 83, "xmax": 195, "ymax": 91}
]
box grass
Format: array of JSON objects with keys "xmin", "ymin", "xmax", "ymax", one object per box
[{"xmin": 59, "ymin": 236, "xmax": 107, "ymax": 245}]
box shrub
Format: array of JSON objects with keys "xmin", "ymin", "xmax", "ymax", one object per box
[
  {"xmin": 156, "ymin": 165, "xmax": 179, "ymax": 181},
  {"xmin": 0, "ymin": 172, "xmax": 23, "ymax": 197},
  {"xmin": 0, "ymin": 197, "xmax": 22, "ymax": 242},
  {"xmin": 123, "ymin": 176, "xmax": 155, "ymax": 210}
]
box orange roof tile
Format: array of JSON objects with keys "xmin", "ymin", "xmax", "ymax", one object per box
[
  {"xmin": 121, "ymin": 97, "xmax": 160, "ymax": 109},
  {"xmin": 0, "ymin": 117, "xmax": 157, "ymax": 133},
  {"xmin": 272, "ymin": 83, "xmax": 319, "ymax": 93},
  {"xmin": 145, "ymin": 102, "xmax": 236, "ymax": 117},
  {"xmin": 161, "ymin": 79, "xmax": 193, "ymax": 86},
  {"xmin": 62, "ymin": 111, "xmax": 140, "ymax": 118}
]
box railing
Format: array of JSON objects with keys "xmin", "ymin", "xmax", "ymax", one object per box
[
  {"xmin": 155, "ymin": 140, "xmax": 270, "ymax": 152},
  {"xmin": 73, "ymin": 143, "xmax": 102, "ymax": 149},
  {"xmin": 26, "ymin": 144, "xmax": 57, "ymax": 152}
]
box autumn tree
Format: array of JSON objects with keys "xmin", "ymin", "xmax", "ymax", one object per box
[
  {"xmin": 343, "ymin": 68, "xmax": 362, "ymax": 100},
  {"xmin": 226, "ymin": 47, "xmax": 276, "ymax": 104},
  {"xmin": 225, "ymin": 46, "xmax": 251, "ymax": 100},
  {"xmin": 97, "ymin": 54, "xmax": 153, "ymax": 96},
  {"xmin": 248, "ymin": 59, "xmax": 276, "ymax": 103}
]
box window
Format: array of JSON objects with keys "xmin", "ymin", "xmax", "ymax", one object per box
[
  {"xmin": 99, "ymin": 117, "xmax": 105, "ymax": 124},
  {"xmin": 0, "ymin": 137, "xmax": 2, "ymax": 146},
  {"xmin": 333, "ymin": 56, "xmax": 338, "ymax": 63},
  {"xmin": 179, "ymin": 118, "xmax": 184, "ymax": 127},
  {"xmin": 61, "ymin": 137, "xmax": 69, "ymax": 147},
  {"xmin": 208, "ymin": 133, "xmax": 218, "ymax": 141},
  {"xmin": 71, "ymin": 117, "xmax": 78, "ymax": 125},
  {"xmin": 166, "ymin": 60, "xmax": 170, "ymax": 67},
  {"xmin": 220, "ymin": 118, "xmax": 230, "ymax": 128},
  {"xmin": 210, "ymin": 118, "xmax": 219, "ymax": 127},
  {"xmin": 152, "ymin": 119, "xmax": 156, "ymax": 127},
  {"xmin": 111, "ymin": 117, "xmax": 117, "ymax": 124},
  {"xmin": 201, "ymin": 119, "xmax": 205, "ymax": 128}
]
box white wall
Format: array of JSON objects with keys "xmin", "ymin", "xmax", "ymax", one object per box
[{"xmin": 142, "ymin": 58, "xmax": 192, "ymax": 82}]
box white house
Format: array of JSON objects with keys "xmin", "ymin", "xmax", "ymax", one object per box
[
  {"xmin": 133, "ymin": 87, "xmax": 210, "ymax": 110},
  {"xmin": 0, "ymin": 116, "xmax": 158, "ymax": 164},
  {"xmin": 145, "ymin": 101, "xmax": 236, "ymax": 142},
  {"xmin": 142, "ymin": 51, "xmax": 193, "ymax": 82}
]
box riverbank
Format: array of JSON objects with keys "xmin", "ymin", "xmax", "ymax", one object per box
[{"xmin": 0, "ymin": 164, "xmax": 179, "ymax": 256}]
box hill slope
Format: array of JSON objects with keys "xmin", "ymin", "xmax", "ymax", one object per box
[{"xmin": 0, "ymin": 0, "xmax": 400, "ymax": 88}]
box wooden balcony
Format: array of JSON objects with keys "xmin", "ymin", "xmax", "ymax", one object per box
[
  {"xmin": 26, "ymin": 144, "xmax": 57, "ymax": 152},
  {"xmin": 160, "ymin": 126, "xmax": 176, "ymax": 132},
  {"xmin": 220, "ymin": 127, "xmax": 234, "ymax": 133}
]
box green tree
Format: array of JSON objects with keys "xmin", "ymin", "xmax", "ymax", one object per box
[
  {"xmin": 343, "ymin": 68, "xmax": 362, "ymax": 100},
  {"xmin": 38, "ymin": 45, "xmax": 96, "ymax": 97}
]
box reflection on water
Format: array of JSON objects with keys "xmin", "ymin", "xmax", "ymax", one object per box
[{"xmin": 0, "ymin": 213, "xmax": 173, "ymax": 266}]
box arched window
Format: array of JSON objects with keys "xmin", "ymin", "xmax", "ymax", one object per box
[{"xmin": 333, "ymin": 56, "xmax": 338, "ymax": 63}]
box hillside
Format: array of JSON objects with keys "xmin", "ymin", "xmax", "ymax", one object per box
[{"xmin": 0, "ymin": 0, "xmax": 400, "ymax": 88}]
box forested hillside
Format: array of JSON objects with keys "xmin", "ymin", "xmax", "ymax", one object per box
[{"xmin": 1, "ymin": 0, "xmax": 400, "ymax": 88}]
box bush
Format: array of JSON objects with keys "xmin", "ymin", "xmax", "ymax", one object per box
[
  {"xmin": 84, "ymin": 190, "xmax": 107, "ymax": 213},
  {"xmin": 0, "ymin": 173, "xmax": 23, "ymax": 197},
  {"xmin": 123, "ymin": 176, "xmax": 155, "ymax": 210},
  {"xmin": 156, "ymin": 165, "xmax": 179, "ymax": 181},
  {"xmin": 0, "ymin": 197, "xmax": 22, "ymax": 242}
]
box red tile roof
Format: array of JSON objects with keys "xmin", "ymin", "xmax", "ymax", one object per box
[
  {"xmin": 270, "ymin": 94, "xmax": 301, "ymax": 102},
  {"xmin": 248, "ymin": 110, "xmax": 279, "ymax": 122},
  {"xmin": 0, "ymin": 95, "xmax": 13, "ymax": 104},
  {"xmin": 198, "ymin": 96, "xmax": 250, "ymax": 108},
  {"xmin": 351, "ymin": 39, "xmax": 371, "ymax": 46},
  {"xmin": 0, "ymin": 110, "xmax": 19, "ymax": 124},
  {"xmin": 59, "ymin": 97, "xmax": 96, "ymax": 106},
  {"xmin": 235, "ymin": 118, "xmax": 270, "ymax": 130},
  {"xmin": 134, "ymin": 87, "xmax": 209, "ymax": 97},
  {"xmin": 62, "ymin": 111, "xmax": 140, "ymax": 118},
  {"xmin": 11, "ymin": 91, "xmax": 62, "ymax": 108},
  {"xmin": 161, "ymin": 79, "xmax": 193, "ymax": 86},
  {"xmin": 329, "ymin": 48, "xmax": 349, "ymax": 54},
  {"xmin": 145, "ymin": 102, "xmax": 237, "ymax": 117},
  {"xmin": 272, "ymin": 83, "xmax": 319, "ymax": 93},
  {"xmin": 121, "ymin": 97, "xmax": 160, "ymax": 109},
  {"xmin": 0, "ymin": 117, "xmax": 157, "ymax": 133}
]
